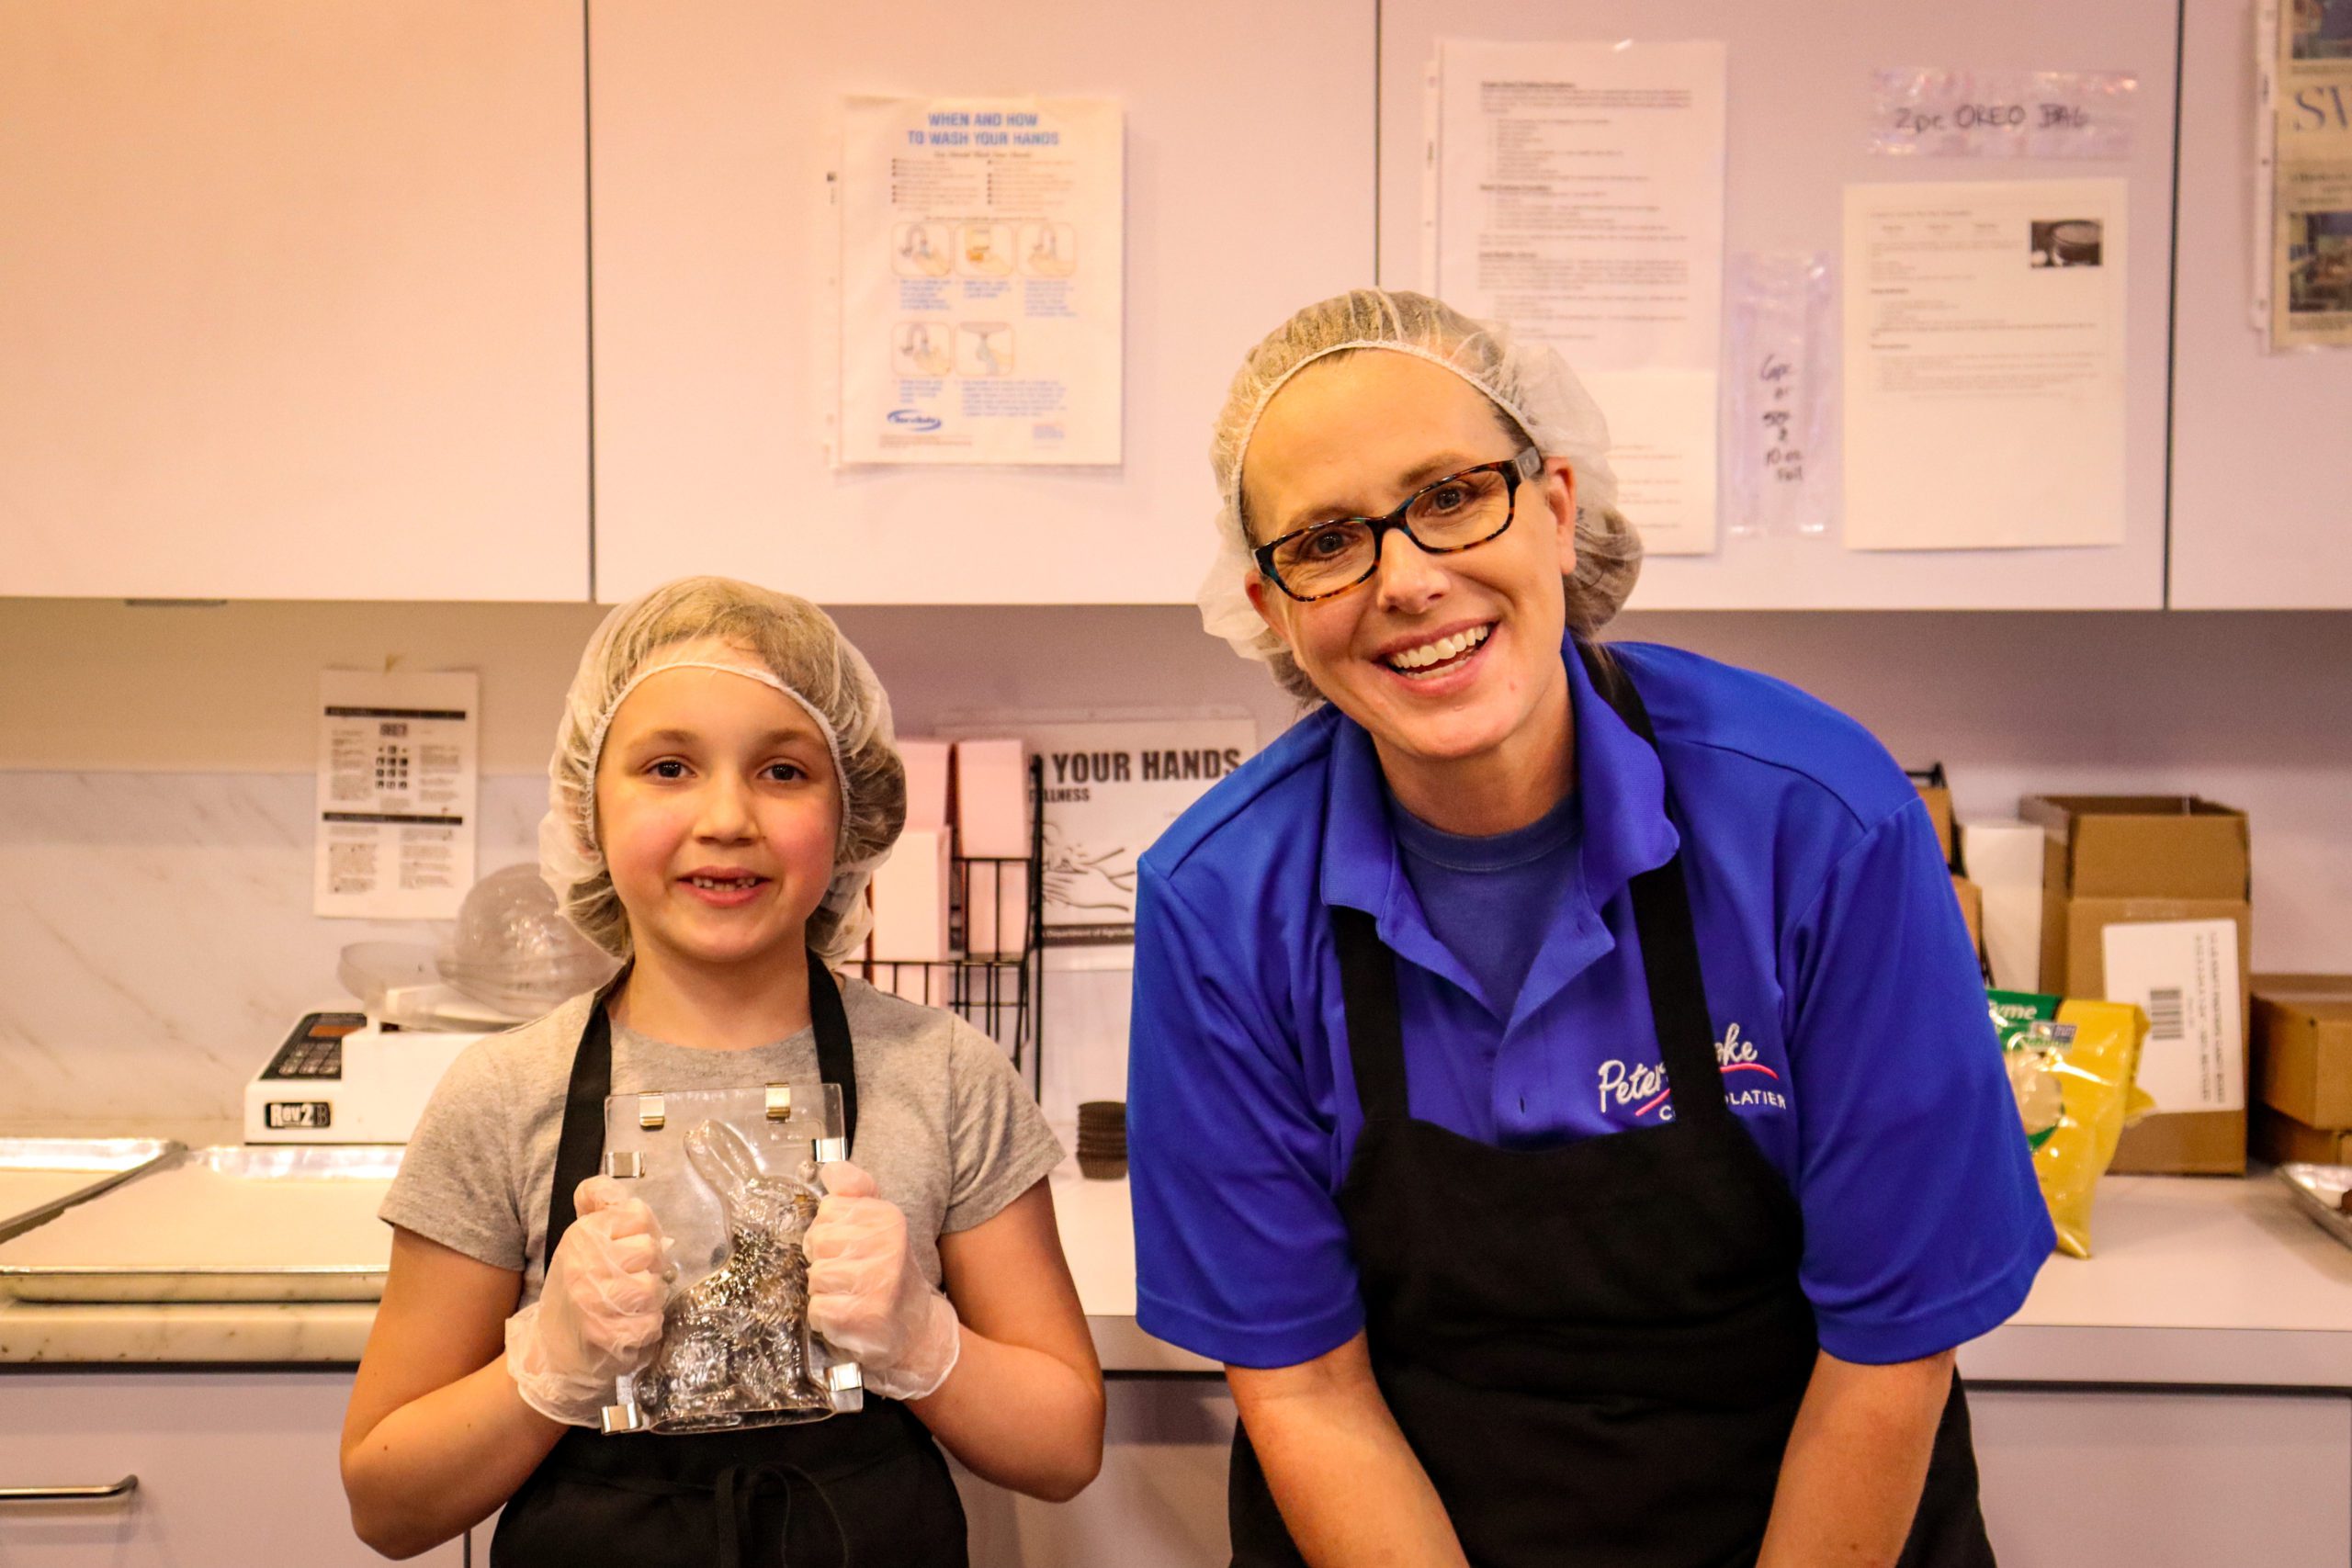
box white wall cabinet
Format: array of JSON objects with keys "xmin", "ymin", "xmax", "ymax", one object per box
[
  {"xmin": 1377, "ymin": 0, "xmax": 2180, "ymax": 611},
  {"xmin": 583, "ymin": 0, "xmax": 1375, "ymax": 606},
  {"xmin": 0, "ymin": 0, "xmax": 590, "ymax": 602},
  {"xmin": 955, "ymin": 1378, "xmax": 2352, "ymax": 1567},
  {"xmin": 2168, "ymin": 0, "xmax": 2352, "ymax": 608},
  {"xmin": 0, "ymin": 1368, "xmax": 464, "ymax": 1566},
  {"xmin": 1, "ymin": 1, "xmax": 2341, "ymax": 610}
]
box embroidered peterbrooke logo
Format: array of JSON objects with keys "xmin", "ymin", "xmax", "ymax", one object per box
[{"xmin": 1596, "ymin": 1023, "xmax": 1789, "ymax": 1122}]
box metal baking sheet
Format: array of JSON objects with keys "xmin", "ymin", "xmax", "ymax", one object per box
[
  {"xmin": 0, "ymin": 1138, "xmax": 181, "ymax": 1244},
  {"xmin": 0, "ymin": 1145, "xmax": 401, "ymax": 1303},
  {"xmin": 2276, "ymin": 1163, "xmax": 2352, "ymax": 1252}
]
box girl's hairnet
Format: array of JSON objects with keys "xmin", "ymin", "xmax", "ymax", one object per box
[
  {"xmin": 538, "ymin": 576, "xmax": 907, "ymax": 966},
  {"xmin": 1200, "ymin": 288, "xmax": 1645, "ymax": 703}
]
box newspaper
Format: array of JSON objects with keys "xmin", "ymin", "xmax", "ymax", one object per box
[{"xmin": 2260, "ymin": 0, "xmax": 2352, "ymax": 348}]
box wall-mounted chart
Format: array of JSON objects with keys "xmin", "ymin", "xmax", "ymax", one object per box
[{"xmin": 837, "ymin": 95, "xmax": 1124, "ymax": 466}]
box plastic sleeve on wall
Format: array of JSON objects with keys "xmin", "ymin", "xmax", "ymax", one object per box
[{"xmin": 1722, "ymin": 252, "xmax": 1837, "ymax": 539}]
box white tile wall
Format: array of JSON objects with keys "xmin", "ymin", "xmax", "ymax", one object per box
[
  {"xmin": 0, "ymin": 772, "xmax": 546, "ymax": 1131},
  {"xmin": 3, "ymin": 607, "xmax": 2348, "ymax": 1133}
]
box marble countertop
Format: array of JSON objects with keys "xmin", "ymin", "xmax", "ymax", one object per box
[{"xmin": 6, "ymin": 1170, "xmax": 2351, "ymax": 1389}]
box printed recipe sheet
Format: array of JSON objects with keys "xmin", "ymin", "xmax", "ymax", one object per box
[{"xmin": 1842, "ymin": 178, "xmax": 2129, "ymax": 550}]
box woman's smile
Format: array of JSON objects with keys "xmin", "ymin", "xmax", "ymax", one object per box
[{"xmin": 1373, "ymin": 617, "xmax": 1497, "ymax": 686}]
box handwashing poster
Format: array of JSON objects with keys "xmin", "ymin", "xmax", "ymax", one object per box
[{"xmin": 837, "ymin": 96, "xmax": 1125, "ymax": 464}]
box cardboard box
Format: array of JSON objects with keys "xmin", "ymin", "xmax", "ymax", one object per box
[
  {"xmin": 2252, "ymin": 976, "xmax": 2352, "ymax": 1130},
  {"xmin": 1960, "ymin": 819, "xmax": 2045, "ymax": 993},
  {"xmin": 1916, "ymin": 779, "xmax": 1957, "ymax": 864},
  {"xmin": 2252, "ymin": 1104, "xmax": 2352, "ymax": 1167},
  {"xmin": 2019, "ymin": 795, "xmax": 2252, "ymax": 1175},
  {"xmin": 1912, "ymin": 777, "xmax": 1984, "ymax": 961},
  {"xmin": 1950, "ymin": 874, "xmax": 1984, "ymax": 954}
]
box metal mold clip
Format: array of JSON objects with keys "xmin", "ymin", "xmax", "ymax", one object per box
[
  {"xmin": 601, "ymin": 1372, "xmax": 649, "ymax": 1435},
  {"xmin": 825, "ymin": 1359, "xmax": 865, "ymax": 1413}
]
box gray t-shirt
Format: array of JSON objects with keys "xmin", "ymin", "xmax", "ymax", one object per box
[{"xmin": 380, "ymin": 977, "xmax": 1064, "ymax": 1308}]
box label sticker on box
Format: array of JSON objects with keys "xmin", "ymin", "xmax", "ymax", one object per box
[{"xmin": 2100, "ymin": 919, "xmax": 2244, "ymax": 1113}]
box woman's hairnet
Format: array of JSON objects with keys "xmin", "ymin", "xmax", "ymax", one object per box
[
  {"xmin": 1200, "ymin": 288, "xmax": 1645, "ymax": 703},
  {"xmin": 538, "ymin": 576, "xmax": 907, "ymax": 966}
]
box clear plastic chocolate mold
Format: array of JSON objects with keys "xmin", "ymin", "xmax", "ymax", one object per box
[{"xmin": 597, "ymin": 1081, "xmax": 863, "ymax": 1435}]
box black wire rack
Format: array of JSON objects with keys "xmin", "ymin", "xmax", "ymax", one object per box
[{"xmin": 862, "ymin": 755, "xmax": 1046, "ymax": 1101}]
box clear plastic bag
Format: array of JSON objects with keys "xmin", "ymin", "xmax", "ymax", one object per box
[
  {"xmin": 1865, "ymin": 69, "xmax": 2139, "ymax": 161},
  {"xmin": 1722, "ymin": 253, "xmax": 1837, "ymax": 538},
  {"xmin": 437, "ymin": 863, "xmax": 618, "ymax": 1017},
  {"xmin": 598, "ymin": 1082, "xmax": 864, "ymax": 1435}
]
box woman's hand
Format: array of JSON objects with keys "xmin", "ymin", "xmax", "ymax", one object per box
[
  {"xmin": 503, "ymin": 1176, "xmax": 672, "ymax": 1426},
  {"xmin": 805, "ymin": 1160, "xmax": 961, "ymax": 1401}
]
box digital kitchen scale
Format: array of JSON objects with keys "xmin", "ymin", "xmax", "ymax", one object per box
[{"xmin": 242, "ymin": 1010, "xmax": 489, "ymax": 1145}]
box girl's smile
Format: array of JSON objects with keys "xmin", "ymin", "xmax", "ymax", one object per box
[{"xmin": 677, "ymin": 866, "xmax": 771, "ymax": 907}]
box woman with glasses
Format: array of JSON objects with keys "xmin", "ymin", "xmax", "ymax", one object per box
[{"xmin": 1125, "ymin": 290, "xmax": 2051, "ymax": 1568}]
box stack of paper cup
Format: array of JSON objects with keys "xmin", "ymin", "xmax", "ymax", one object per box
[
  {"xmin": 954, "ymin": 739, "xmax": 1029, "ymax": 959},
  {"xmin": 1076, "ymin": 1100, "xmax": 1127, "ymax": 1180}
]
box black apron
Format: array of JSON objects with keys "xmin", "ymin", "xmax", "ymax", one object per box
[
  {"xmin": 1227, "ymin": 647, "xmax": 1995, "ymax": 1568},
  {"xmin": 492, "ymin": 949, "xmax": 969, "ymax": 1568}
]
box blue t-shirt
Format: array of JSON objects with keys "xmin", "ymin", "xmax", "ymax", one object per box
[
  {"xmin": 1389, "ymin": 786, "xmax": 1582, "ymax": 1026},
  {"xmin": 1127, "ymin": 637, "xmax": 2052, "ymax": 1371}
]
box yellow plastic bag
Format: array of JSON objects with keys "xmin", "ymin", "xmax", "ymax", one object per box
[{"xmin": 1988, "ymin": 991, "xmax": 2155, "ymax": 1259}]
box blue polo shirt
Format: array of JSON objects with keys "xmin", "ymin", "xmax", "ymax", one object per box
[{"xmin": 1127, "ymin": 638, "xmax": 2052, "ymax": 1371}]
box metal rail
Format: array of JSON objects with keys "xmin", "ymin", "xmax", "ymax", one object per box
[{"xmin": 0, "ymin": 1474, "xmax": 138, "ymax": 1502}]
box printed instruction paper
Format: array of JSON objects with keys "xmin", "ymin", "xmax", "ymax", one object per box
[
  {"xmin": 2257, "ymin": 0, "xmax": 2352, "ymax": 348},
  {"xmin": 2100, "ymin": 919, "xmax": 2245, "ymax": 1113},
  {"xmin": 837, "ymin": 96, "xmax": 1124, "ymax": 465},
  {"xmin": 1428, "ymin": 39, "xmax": 1727, "ymax": 556},
  {"xmin": 1842, "ymin": 178, "xmax": 2128, "ymax": 549},
  {"xmin": 314, "ymin": 671, "xmax": 478, "ymax": 919}
]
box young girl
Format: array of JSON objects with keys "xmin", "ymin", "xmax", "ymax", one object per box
[{"xmin": 342, "ymin": 577, "xmax": 1102, "ymax": 1564}]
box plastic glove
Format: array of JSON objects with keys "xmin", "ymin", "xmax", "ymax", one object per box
[
  {"xmin": 804, "ymin": 1159, "xmax": 961, "ymax": 1402},
  {"xmin": 504, "ymin": 1175, "xmax": 673, "ymax": 1426}
]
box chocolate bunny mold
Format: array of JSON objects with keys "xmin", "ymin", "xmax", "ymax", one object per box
[{"xmin": 625, "ymin": 1120, "xmax": 845, "ymax": 1432}]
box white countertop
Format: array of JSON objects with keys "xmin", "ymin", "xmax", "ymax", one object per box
[
  {"xmin": 1960, "ymin": 1175, "xmax": 2352, "ymax": 1389},
  {"xmin": 6, "ymin": 1170, "xmax": 2351, "ymax": 1389}
]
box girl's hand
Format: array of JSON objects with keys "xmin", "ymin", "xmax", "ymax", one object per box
[
  {"xmin": 805, "ymin": 1160, "xmax": 961, "ymax": 1401},
  {"xmin": 503, "ymin": 1176, "xmax": 673, "ymax": 1426}
]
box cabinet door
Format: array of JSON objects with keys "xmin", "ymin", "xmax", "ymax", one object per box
[
  {"xmin": 0, "ymin": 0, "xmax": 589, "ymax": 601},
  {"xmin": 0, "ymin": 1368, "xmax": 463, "ymax": 1565},
  {"xmin": 587, "ymin": 0, "xmax": 1375, "ymax": 605},
  {"xmin": 1973, "ymin": 1385, "xmax": 2352, "ymax": 1567},
  {"xmin": 955, "ymin": 1378, "xmax": 1236, "ymax": 1568},
  {"xmin": 1376, "ymin": 0, "xmax": 2177, "ymax": 609},
  {"xmin": 2169, "ymin": 0, "xmax": 2352, "ymax": 607}
]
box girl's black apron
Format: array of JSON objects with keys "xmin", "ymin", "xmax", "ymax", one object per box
[
  {"xmin": 1227, "ymin": 648, "xmax": 1996, "ymax": 1568},
  {"xmin": 492, "ymin": 950, "xmax": 969, "ymax": 1568}
]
